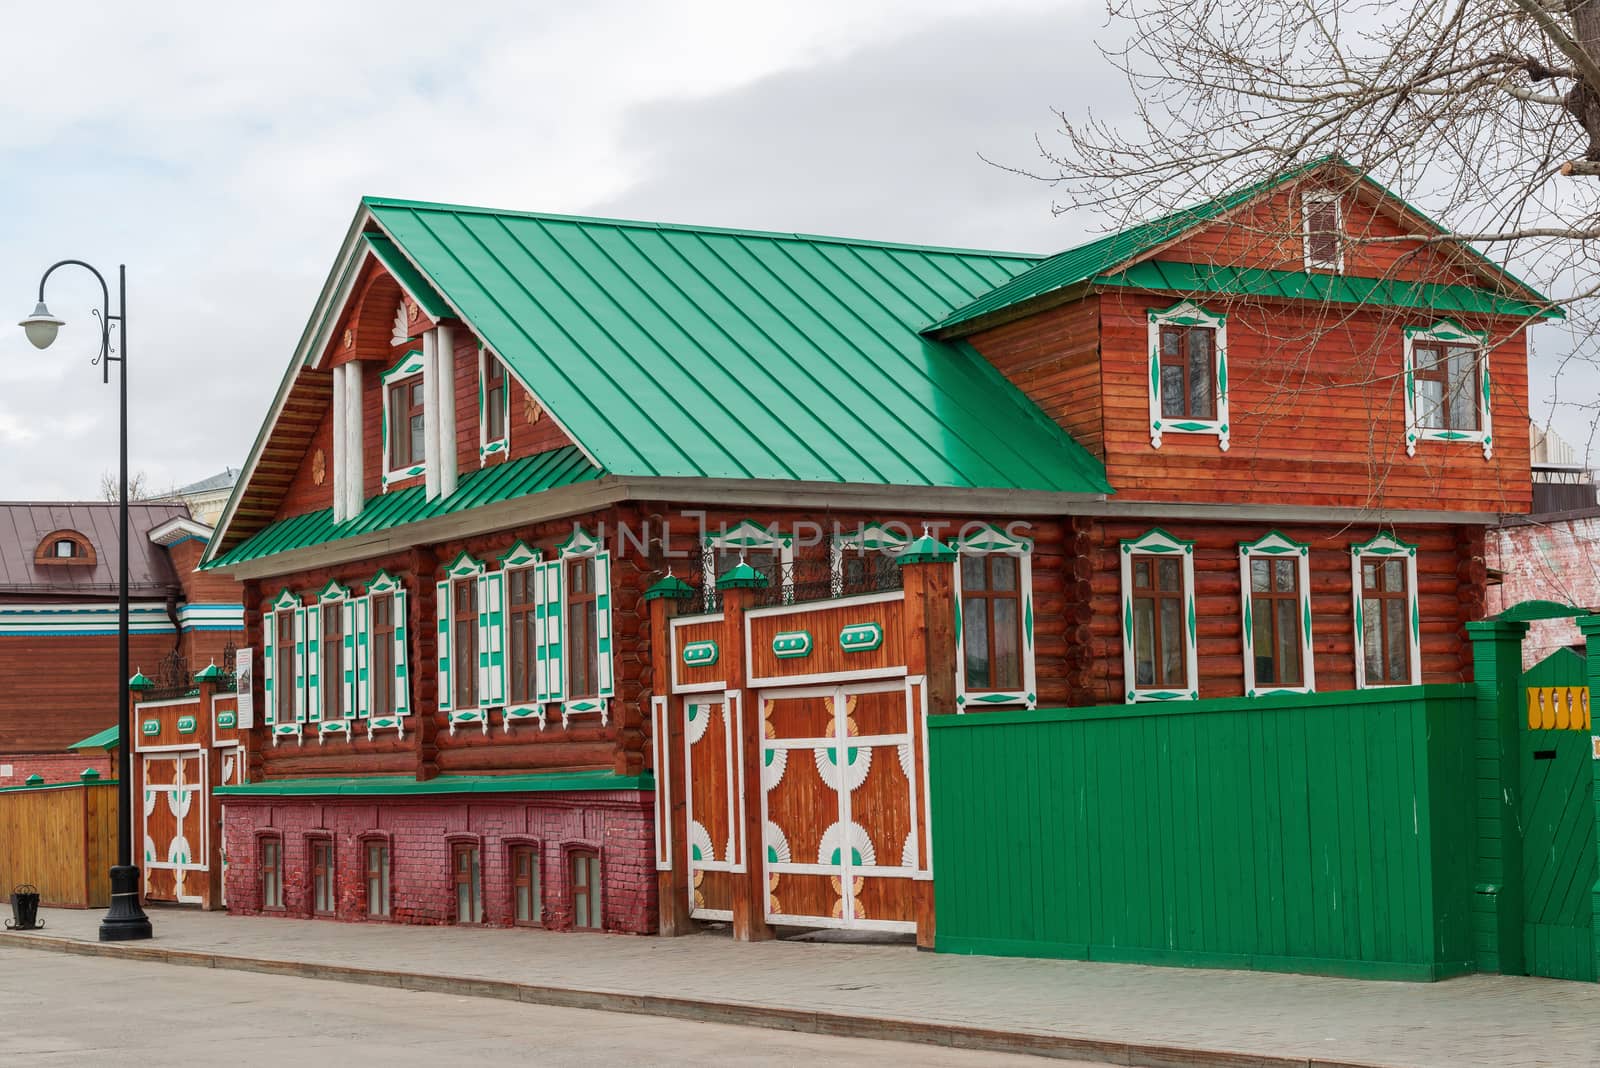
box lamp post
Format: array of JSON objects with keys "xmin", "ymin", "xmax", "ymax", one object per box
[{"xmin": 19, "ymin": 262, "xmax": 152, "ymax": 941}]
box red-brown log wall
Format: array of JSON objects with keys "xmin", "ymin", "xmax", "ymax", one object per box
[{"xmin": 0, "ymin": 631, "xmax": 179, "ymax": 753}]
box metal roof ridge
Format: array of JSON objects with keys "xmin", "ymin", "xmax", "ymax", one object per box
[{"xmin": 359, "ymin": 195, "xmax": 1047, "ymax": 261}]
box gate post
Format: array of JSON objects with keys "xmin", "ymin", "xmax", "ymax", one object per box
[
  {"xmin": 646, "ymin": 577, "xmax": 693, "ymax": 936},
  {"xmin": 1576, "ymin": 615, "xmax": 1600, "ymax": 983},
  {"xmin": 717, "ymin": 562, "xmax": 775, "ymax": 943},
  {"xmin": 1465, "ymin": 618, "xmax": 1528, "ymax": 975},
  {"xmin": 900, "ymin": 533, "xmax": 958, "ymax": 950}
]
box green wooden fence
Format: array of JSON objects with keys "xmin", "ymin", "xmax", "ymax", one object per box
[{"xmin": 929, "ymin": 685, "xmax": 1477, "ymax": 980}]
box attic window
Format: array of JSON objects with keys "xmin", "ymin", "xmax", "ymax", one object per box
[
  {"xmin": 35, "ymin": 530, "xmax": 96, "ymax": 567},
  {"xmin": 1302, "ymin": 192, "xmax": 1343, "ymax": 272}
]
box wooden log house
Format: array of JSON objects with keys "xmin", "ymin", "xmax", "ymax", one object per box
[{"xmin": 201, "ymin": 158, "xmax": 1555, "ymax": 939}]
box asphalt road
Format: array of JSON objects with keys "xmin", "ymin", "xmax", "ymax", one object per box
[{"xmin": 0, "ymin": 946, "xmax": 1081, "ymax": 1065}]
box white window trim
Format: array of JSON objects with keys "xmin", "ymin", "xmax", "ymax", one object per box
[
  {"xmin": 1402, "ymin": 320, "xmax": 1493, "ymax": 459},
  {"xmin": 1350, "ymin": 533, "xmax": 1422, "ymax": 689},
  {"xmin": 1238, "ymin": 532, "xmax": 1315, "ymax": 698},
  {"xmin": 952, "ymin": 523, "xmax": 1036, "ymax": 710},
  {"xmin": 441, "ymin": 551, "xmax": 487, "ymax": 734},
  {"xmin": 1120, "ymin": 528, "xmax": 1199, "ymax": 703},
  {"xmin": 478, "ymin": 343, "xmax": 510, "ymax": 464},
  {"xmin": 558, "ymin": 526, "xmax": 611, "ymax": 729},
  {"xmin": 703, "ymin": 520, "xmax": 794, "ymax": 610},
  {"xmin": 1301, "ymin": 190, "xmax": 1345, "ymax": 273},
  {"xmin": 314, "ymin": 581, "xmax": 354, "ymax": 742},
  {"xmin": 380, "ymin": 348, "xmax": 427, "ymax": 488},
  {"xmin": 364, "ymin": 570, "xmax": 409, "ymax": 740},
  {"xmin": 1147, "ymin": 300, "xmax": 1229, "ymax": 451},
  {"xmin": 497, "ymin": 540, "xmax": 547, "ymax": 732},
  {"xmin": 829, "ymin": 522, "xmax": 911, "ymax": 596},
  {"xmin": 266, "ymin": 588, "xmax": 305, "ymax": 746}
]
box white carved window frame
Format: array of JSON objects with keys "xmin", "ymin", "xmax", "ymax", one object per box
[
  {"xmin": 952, "ymin": 523, "xmax": 1036, "ymax": 711},
  {"xmin": 558, "ymin": 526, "xmax": 613, "ymax": 729},
  {"xmin": 439, "ymin": 551, "xmax": 487, "ymax": 734},
  {"xmin": 1238, "ymin": 531, "xmax": 1315, "ymax": 698},
  {"xmin": 478, "ymin": 342, "xmax": 510, "ymax": 465},
  {"xmin": 1301, "ymin": 190, "xmax": 1345, "ymax": 273},
  {"xmin": 1120, "ymin": 527, "xmax": 1199, "ymax": 703},
  {"xmin": 497, "ymin": 540, "xmax": 547, "ymax": 733},
  {"xmin": 313, "ymin": 580, "xmax": 355, "ymax": 743},
  {"xmin": 363, "ymin": 570, "xmax": 409, "ymax": 740},
  {"xmin": 1350, "ymin": 533, "xmax": 1422, "ymax": 690},
  {"xmin": 1147, "ymin": 300, "xmax": 1229, "ymax": 451},
  {"xmin": 380, "ymin": 348, "xmax": 428, "ymax": 488},
  {"xmin": 1402, "ymin": 320, "xmax": 1493, "ymax": 459},
  {"xmin": 702, "ymin": 520, "xmax": 794, "ymax": 610}
]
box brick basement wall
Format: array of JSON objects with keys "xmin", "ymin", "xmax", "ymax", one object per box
[
  {"xmin": 1486, "ymin": 516, "xmax": 1600, "ymax": 668},
  {"xmin": 0, "ymin": 752, "xmax": 113, "ymax": 787},
  {"xmin": 223, "ymin": 790, "xmax": 657, "ymax": 933}
]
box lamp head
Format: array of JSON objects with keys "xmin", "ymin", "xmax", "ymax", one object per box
[{"xmin": 19, "ymin": 302, "xmax": 64, "ymax": 350}]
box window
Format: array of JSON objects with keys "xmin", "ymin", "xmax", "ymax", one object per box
[
  {"xmin": 365, "ymin": 841, "xmax": 390, "ymax": 918},
  {"xmin": 952, "ymin": 525, "xmax": 1036, "ymax": 709},
  {"xmin": 275, "ymin": 610, "xmax": 296, "ymax": 724},
  {"xmin": 1302, "ymin": 191, "xmax": 1344, "ymax": 271},
  {"xmin": 311, "ymin": 839, "xmax": 335, "ymax": 916},
  {"xmin": 54, "ymin": 539, "xmax": 77, "ymax": 558},
  {"xmin": 1239, "ymin": 533, "xmax": 1315, "ymax": 696},
  {"xmin": 321, "ymin": 603, "xmax": 346, "ymax": 721},
  {"xmin": 388, "ymin": 376, "xmax": 425, "ymax": 469},
  {"xmin": 260, "ymin": 838, "xmax": 283, "ymax": 910},
  {"xmin": 507, "ymin": 567, "xmax": 539, "ymax": 704},
  {"xmin": 484, "ymin": 355, "xmax": 506, "ymax": 444},
  {"xmin": 1403, "ymin": 321, "xmax": 1493, "ymax": 458},
  {"xmin": 1120, "ymin": 529, "xmax": 1199, "ymax": 702},
  {"xmin": 567, "ymin": 556, "xmax": 598, "ymax": 699},
  {"xmin": 1352, "ymin": 533, "xmax": 1420, "ymax": 688},
  {"xmin": 35, "ymin": 530, "xmax": 95, "ymax": 566},
  {"xmin": 370, "ymin": 592, "xmax": 395, "ymax": 717},
  {"xmin": 961, "ymin": 554, "xmax": 1023, "ymax": 691},
  {"xmin": 702, "ymin": 520, "xmax": 794, "ymax": 608},
  {"xmin": 1158, "ymin": 325, "xmax": 1216, "ymax": 421},
  {"xmin": 452, "ymin": 578, "xmax": 479, "ymax": 710},
  {"xmin": 452, "ymin": 842, "xmax": 482, "ymax": 924},
  {"xmin": 512, "ymin": 845, "xmax": 542, "ymax": 926},
  {"xmin": 571, "ymin": 849, "xmax": 601, "ymax": 930},
  {"xmin": 1147, "ymin": 302, "xmax": 1229, "ymax": 450}
]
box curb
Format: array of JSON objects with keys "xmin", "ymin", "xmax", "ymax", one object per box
[{"xmin": 0, "ymin": 932, "xmax": 1391, "ymax": 1068}]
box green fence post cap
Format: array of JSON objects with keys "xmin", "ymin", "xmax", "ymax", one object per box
[
  {"xmin": 24, "ymin": 774, "xmax": 43, "ymax": 786},
  {"xmin": 644, "ymin": 574, "xmax": 697, "ymax": 601},
  {"xmin": 716, "ymin": 562, "xmax": 770, "ymax": 590},
  {"xmin": 128, "ymin": 671, "xmax": 154, "ymax": 691},
  {"xmin": 193, "ymin": 662, "xmax": 225, "ymax": 681},
  {"xmin": 897, "ymin": 533, "xmax": 957, "ymax": 564},
  {"xmin": 80, "ymin": 768, "xmax": 101, "ymax": 781}
]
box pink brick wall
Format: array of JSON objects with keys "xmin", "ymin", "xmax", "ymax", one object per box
[
  {"xmin": 1487, "ymin": 516, "xmax": 1600, "ymax": 667},
  {"xmin": 0, "ymin": 752, "xmax": 113, "ymax": 788},
  {"xmin": 222, "ymin": 790, "xmax": 657, "ymax": 933}
]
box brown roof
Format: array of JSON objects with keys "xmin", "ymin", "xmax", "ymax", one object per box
[{"xmin": 0, "ymin": 502, "xmax": 191, "ymax": 599}]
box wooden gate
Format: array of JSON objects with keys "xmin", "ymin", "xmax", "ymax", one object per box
[
  {"xmin": 142, "ymin": 750, "xmax": 206, "ymax": 904},
  {"xmin": 1520, "ymin": 648, "xmax": 1597, "ymax": 981},
  {"xmin": 684, "ymin": 693, "xmax": 744, "ymax": 920},
  {"xmin": 760, "ymin": 679, "xmax": 925, "ymax": 932}
]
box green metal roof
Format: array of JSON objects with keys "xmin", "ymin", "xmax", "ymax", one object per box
[
  {"xmin": 1093, "ymin": 261, "xmax": 1562, "ymax": 320},
  {"xmin": 365, "ymin": 199, "xmax": 1111, "ymax": 495},
  {"xmin": 67, "ymin": 724, "xmax": 119, "ymax": 752},
  {"xmin": 207, "ymin": 445, "xmax": 599, "ymax": 569},
  {"xmin": 930, "ymin": 158, "xmax": 1558, "ymax": 333},
  {"xmin": 215, "ymin": 770, "xmax": 652, "ymax": 797}
]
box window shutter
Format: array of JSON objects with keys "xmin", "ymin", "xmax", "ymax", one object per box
[
  {"xmin": 436, "ymin": 580, "xmax": 452, "ymax": 712},
  {"xmin": 306, "ymin": 604, "xmax": 322, "ymax": 722},
  {"xmin": 539, "ymin": 560, "xmax": 564, "ymax": 704},
  {"xmin": 595, "ymin": 550, "xmax": 614, "ymax": 699},
  {"xmin": 343, "ymin": 599, "xmax": 359, "ymax": 720},
  {"xmin": 293, "ymin": 606, "xmax": 308, "ymax": 723},
  {"xmin": 393, "ymin": 587, "xmax": 410, "ymax": 717},
  {"xmin": 479, "ymin": 571, "xmax": 507, "ymax": 707},
  {"xmin": 263, "ymin": 611, "xmax": 275, "ymax": 725}
]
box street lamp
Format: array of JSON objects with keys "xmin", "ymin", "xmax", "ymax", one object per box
[{"xmin": 18, "ymin": 261, "xmax": 152, "ymax": 942}]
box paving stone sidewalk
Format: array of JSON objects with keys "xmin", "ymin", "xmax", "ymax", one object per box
[{"xmin": 5, "ymin": 905, "xmax": 1598, "ymax": 1067}]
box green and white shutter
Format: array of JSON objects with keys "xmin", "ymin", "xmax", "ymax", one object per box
[
  {"xmin": 262, "ymin": 610, "xmax": 276, "ymax": 726},
  {"xmin": 392, "ymin": 586, "xmax": 410, "ymax": 719},
  {"xmin": 478, "ymin": 570, "xmax": 507, "ymax": 707},
  {"xmin": 305, "ymin": 603, "xmax": 321, "ymax": 724},
  {"xmin": 594, "ymin": 549, "xmax": 614, "ymax": 700},
  {"xmin": 292, "ymin": 605, "xmax": 308, "ymax": 724},
  {"xmin": 352, "ymin": 597, "xmax": 368, "ymax": 719},
  {"xmin": 536, "ymin": 560, "xmax": 563, "ymax": 705},
  {"xmin": 436, "ymin": 579, "xmax": 452, "ymax": 713}
]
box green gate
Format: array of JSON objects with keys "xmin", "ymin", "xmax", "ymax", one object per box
[{"xmin": 1519, "ymin": 647, "xmax": 1597, "ymax": 982}]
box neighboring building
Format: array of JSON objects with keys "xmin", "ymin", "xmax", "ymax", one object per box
[
  {"xmin": 201, "ymin": 158, "xmax": 1550, "ymax": 938},
  {"xmin": 0, "ymin": 502, "xmax": 244, "ymax": 786},
  {"xmin": 1488, "ymin": 423, "xmax": 1600, "ymax": 665},
  {"xmin": 162, "ymin": 468, "xmax": 241, "ymax": 527}
]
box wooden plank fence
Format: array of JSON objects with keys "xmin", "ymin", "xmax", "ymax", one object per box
[{"xmin": 0, "ymin": 777, "xmax": 118, "ymax": 908}]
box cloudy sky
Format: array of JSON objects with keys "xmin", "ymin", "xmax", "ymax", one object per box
[{"xmin": 0, "ymin": 1, "xmax": 1583, "ymax": 499}]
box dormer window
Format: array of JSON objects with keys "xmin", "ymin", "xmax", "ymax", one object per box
[
  {"xmin": 389, "ymin": 376, "xmax": 425, "ymax": 468},
  {"xmin": 35, "ymin": 530, "xmax": 95, "ymax": 566},
  {"xmin": 479, "ymin": 345, "xmax": 509, "ymax": 462},
  {"xmin": 1302, "ymin": 192, "xmax": 1343, "ymax": 272}
]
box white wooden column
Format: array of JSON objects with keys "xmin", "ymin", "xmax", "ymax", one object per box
[
  {"xmin": 423, "ymin": 328, "xmax": 440, "ymax": 500},
  {"xmin": 345, "ymin": 359, "xmax": 364, "ymax": 519},
  {"xmin": 331, "ymin": 363, "xmax": 347, "ymax": 522},
  {"xmin": 437, "ymin": 322, "xmax": 458, "ymax": 498}
]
